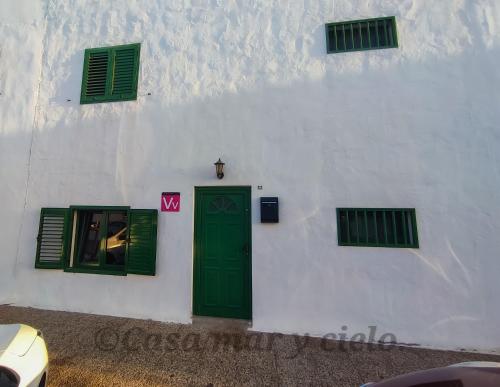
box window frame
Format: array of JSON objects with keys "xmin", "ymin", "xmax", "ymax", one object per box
[
  {"xmin": 35, "ymin": 205, "xmax": 158, "ymax": 277},
  {"xmin": 80, "ymin": 43, "xmax": 141, "ymax": 104},
  {"xmin": 336, "ymin": 208, "xmax": 419, "ymax": 248},
  {"xmin": 66, "ymin": 205, "xmax": 130, "ymax": 276},
  {"xmin": 325, "ymin": 16, "xmax": 398, "ymax": 54}
]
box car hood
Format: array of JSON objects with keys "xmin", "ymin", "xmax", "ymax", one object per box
[{"xmin": 0, "ymin": 324, "xmax": 38, "ymax": 358}]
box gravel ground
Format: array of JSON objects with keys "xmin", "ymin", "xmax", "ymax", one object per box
[{"xmin": 0, "ymin": 305, "xmax": 499, "ymax": 387}]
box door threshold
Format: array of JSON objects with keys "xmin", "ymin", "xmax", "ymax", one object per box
[{"xmin": 191, "ymin": 316, "xmax": 253, "ymax": 332}]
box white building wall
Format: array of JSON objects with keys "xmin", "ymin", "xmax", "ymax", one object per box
[
  {"xmin": 0, "ymin": 1, "xmax": 44, "ymax": 304},
  {"xmin": 2, "ymin": 0, "xmax": 500, "ymax": 352}
]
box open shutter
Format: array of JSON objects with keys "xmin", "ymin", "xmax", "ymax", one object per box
[
  {"xmin": 35, "ymin": 208, "xmax": 70, "ymax": 269},
  {"xmin": 111, "ymin": 44, "xmax": 140, "ymax": 101},
  {"xmin": 80, "ymin": 48, "xmax": 111, "ymax": 104},
  {"xmin": 127, "ymin": 209, "xmax": 157, "ymax": 276}
]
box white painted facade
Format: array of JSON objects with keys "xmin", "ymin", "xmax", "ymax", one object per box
[{"xmin": 1, "ymin": 0, "xmax": 500, "ymax": 352}]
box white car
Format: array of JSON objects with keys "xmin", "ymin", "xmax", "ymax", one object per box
[{"xmin": 0, "ymin": 325, "xmax": 48, "ymax": 387}]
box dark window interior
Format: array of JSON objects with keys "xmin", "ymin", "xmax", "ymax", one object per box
[
  {"xmin": 326, "ymin": 17, "xmax": 398, "ymax": 54},
  {"xmin": 74, "ymin": 209, "xmax": 128, "ymax": 270},
  {"xmin": 77, "ymin": 211, "xmax": 103, "ymax": 265},
  {"xmin": 337, "ymin": 208, "xmax": 418, "ymax": 248}
]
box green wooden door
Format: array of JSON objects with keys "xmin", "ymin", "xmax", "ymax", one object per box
[{"xmin": 193, "ymin": 187, "xmax": 252, "ymax": 320}]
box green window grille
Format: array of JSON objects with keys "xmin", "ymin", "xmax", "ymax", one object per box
[
  {"xmin": 35, "ymin": 206, "xmax": 157, "ymax": 276},
  {"xmin": 325, "ymin": 17, "xmax": 398, "ymax": 54},
  {"xmin": 80, "ymin": 43, "xmax": 140, "ymax": 104},
  {"xmin": 337, "ymin": 208, "xmax": 418, "ymax": 248}
]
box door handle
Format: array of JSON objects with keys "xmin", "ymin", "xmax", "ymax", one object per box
[{"xmin": 242, "ymin": 243, "xmax": 249, "ymax": 255}]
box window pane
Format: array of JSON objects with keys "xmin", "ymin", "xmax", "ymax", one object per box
[
  {"xmin": 335, "ymin": 26, "xmax": 345, "ymax": 51},
  {"xmin": 386, "ymin": 20, "xmax": 394, "ymax": 46},
  {"xmin": 367, "ymin": 211, "xmax": 377, "ymax": 244},
  {"xmin": 369, "ymin": 22, "xmax": 378, "ymax": 47},
  {"xmin": 353, "ymin": 24, "xmax": 362, "ymax": 49},
  {"xmin": 77, "ymin": 211, "xmax": 103, "ymax": 265},
  {"xmin": 356, "ymin": 211, "xmax": 367, "ymax": 243},
  {"xmin": 376, "ymin": 211, "xmax": 385, "ymax": 243},
  {"xmin": 395, "ymin": 211, "xmax": 405, "ymax": 244},
  {"xmin": 345, "ymin": 25, "xmax": 354, "ymax": 50},
  {"xmin": 348, "ymin": 210, "xmax": 357, "ymax": 242},
  {"xmin": 406, "ymin": 211, "xmax": 415, "ymax": 245},
  {"xmin": 378, "ymin": 23, "xmax": 388, "ymax": 46},
  {"xmin": 385, "ymin": 212, "xmax": 395, "ymax": 244},
  {"xmin": 328, "ymin": 29, "xmax": 336, "ymax": 52},
  {"xmin": 338, "ymin": 210, "xmax": 348, "ymax": 243},
  {"xmin": 360, "ymin": 22, "xmax": 370, "ymax": 48},
  {"xmin": 106, "ymin": 211, "xmax": 128, "ymax": 266}
]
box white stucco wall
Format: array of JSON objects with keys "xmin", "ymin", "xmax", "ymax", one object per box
[
  {"xmin": 0, "ymin": 0, "xmax": 44, "ymax": 304},
  {"xmin": 2, "ymin": 0, "xmax": 500, "ymax": 352}
]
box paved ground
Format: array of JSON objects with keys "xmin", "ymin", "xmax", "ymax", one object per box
[{"xmin": 1, "ymin": 306, "xmax": 499, "ymax": 386}]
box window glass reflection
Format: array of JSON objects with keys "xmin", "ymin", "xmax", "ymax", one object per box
[{"xmin": 106, "ymin": 212, "xmax": 127, "ymax": 266}]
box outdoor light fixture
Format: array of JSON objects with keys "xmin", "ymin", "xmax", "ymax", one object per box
[{"xmin": 214, "ymin": 158, "xmax": 225, "ymax": 179}]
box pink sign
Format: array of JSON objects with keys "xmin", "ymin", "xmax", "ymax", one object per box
[{"xmin": 161, "ymin": 192, "xmax": 180, "ymax": 212}]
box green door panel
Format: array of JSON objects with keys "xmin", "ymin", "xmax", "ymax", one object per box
[{"xmin": 193, "ymin": 187, "xmax": 252, "ymax": 320}]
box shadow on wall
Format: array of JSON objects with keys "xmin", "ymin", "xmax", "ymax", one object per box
[{"xmin": 29, "ymin": 43, "xmax": 500, "ymax": 204}]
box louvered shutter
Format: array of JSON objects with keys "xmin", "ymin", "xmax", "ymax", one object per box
[
  {"xmin": 80, "ymin": 49, "xmax": 111, "ymax": 103},
  {"xmin": 35, "ymin": 208, "xmax": 70, "ymax": 269},
  {"xmin": 111, "ymin": 45, "xmax": 140, "ymax": 101},
  {"xmin": 80, "ymin": 43, "xmax": 140, "ymax": 104},
  {"xmin": 127, "ymin": 209, "xmax": 158, "ymax": 276}
]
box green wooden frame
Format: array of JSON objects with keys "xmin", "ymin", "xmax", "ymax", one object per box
[
  {"xmin": 35, "ymin": 208, "xmax": 71, "ymax": 269},
  {"xmin": 66, "ymin": 206, "xmax": 130, "ymax": 275},
  {"xmin": 336, "ymin": 208, "xmax": 419, "ymax": 248},
  {"xmin": 325, "ymin": 16, "xmax": 398, "ymax": 54},
  {"xmin": 80, "ymin": 43, "xmax": 140, "ymax": 104},
  {"xmin": 193, "ymin": 186, "xmax": 252, "ymax": 320},
  {"xmin": 35, "ymin": 205, "xmax": 157, "ymax": 276}
]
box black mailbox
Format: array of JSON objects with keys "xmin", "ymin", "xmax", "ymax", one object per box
[{"xmin": 260, "ymin": 197, "xmax": 279, "ymax": 223}]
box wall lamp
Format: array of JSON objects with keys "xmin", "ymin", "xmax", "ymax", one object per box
[{"xmin": 214, "ymin": 158, "xmax": 225, "ymax": 179}]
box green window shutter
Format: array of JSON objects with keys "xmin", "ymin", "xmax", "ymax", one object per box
[
  {"xmin": 111, "ymin": 45, "xmax": 140, "ymax": 101},
  {"xmin": 80, "ymin": 43, "xmax": 140, "ymax": 104},
  {"xmin": 80, "ymin": 48, "xmax": 112, "ymax": 104},
  {"xmin": 35, "ymin": 208, "xmax": 70, "ymax": 269},
  {"xmin": 127, "ymin": 209, "xmax": 158, "ymax": 276}
]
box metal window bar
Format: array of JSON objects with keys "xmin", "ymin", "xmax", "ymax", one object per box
[
  {"xmin": 391, "ymin": 211, "xmax": 397, "ymax": 245},
  {"xmin": 383, "ymin": 211, "xmax": 388, "ymax": 244},
  {"xmin": 343, "ymin": 24, "xmax": 347, "ymax": 51},
  {"xmin": 333, "ymin": 25, "xmax": 338, "ymax": 52},
  {"xmin": 407, "ymin": 211, "xmax": 414, "ymax": 245},
  {"xmin": 364, "ymin": 210, "xmax": 369, "ymax": 243},
  {"xmin": 327, "ymin": 17, "xmax": 396, "ymax": 54},
  {"xmin": 358, "ymin": 23, "xmax": 364, "ymax": 49},
  {"xmin": 402, "ymin": 211, "xmax": 408, "ymax": 246},
  {"xmin": 355, "ymin": 210, "xmax": 360, "ymax": 244},
  {"xmin": 350, "ymin": 23, "xmax": 354, "ymax": 50},
  {"xmin": 338, "ymin": 209, "xmax": 417, "ymax": 247},
  {"xmin": 365, "ymin": 22, "xmax": 370, "ymax": 49},
  {"xmin": 387, "ymin": 19, "xmax": 394, "ymax": 47},
  {"xmin": 346, "ymin": 210, "xmax": 351, "ymax": 244},
  {"xmin": 384, "ymin": 20, "xmax": 389, "ymax": 47}
]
